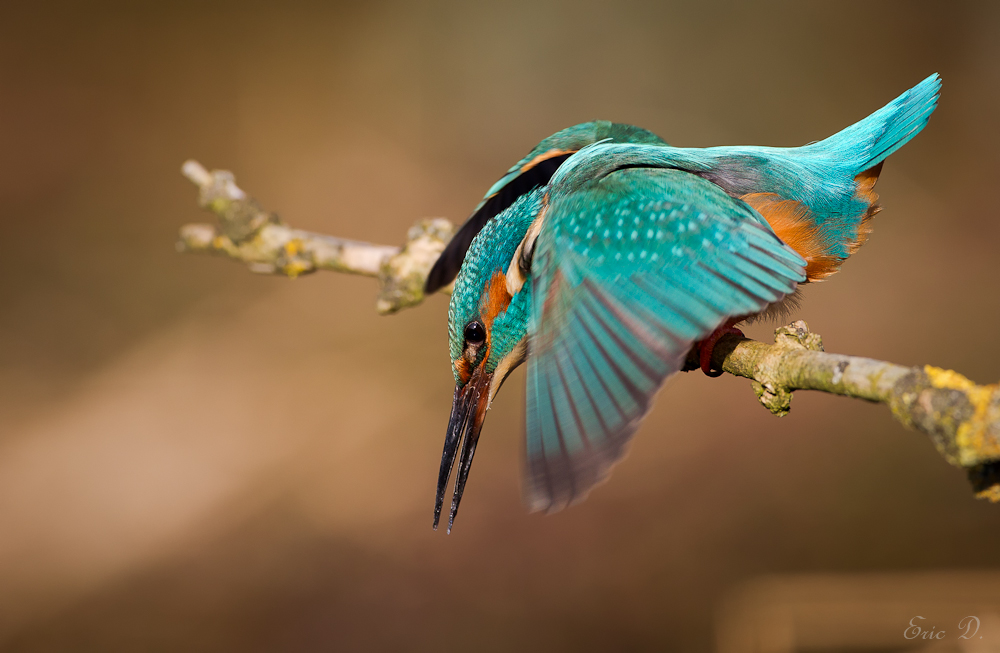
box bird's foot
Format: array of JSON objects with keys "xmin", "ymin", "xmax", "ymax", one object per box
[{"xmin": 694, "ymin": 320, "xmax": 744, "ymax": 377}]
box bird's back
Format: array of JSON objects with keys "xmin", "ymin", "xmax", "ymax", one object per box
[{"xmin": 550, "ymin": 73, "xmax": 941, "ymax": 280}]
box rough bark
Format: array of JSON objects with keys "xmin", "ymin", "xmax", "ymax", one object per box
[
  {"xmin": 176, "ymin": 160, "xmax": 1000, "ymax": 503},
  {"xmin": 177, "ymin": 161, "xmax": 454, "ymax": 314}
]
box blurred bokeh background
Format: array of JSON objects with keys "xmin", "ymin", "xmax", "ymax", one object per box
[{"xmin": 1, "ymin": 1, "xmax": 999, "ymax": 651}]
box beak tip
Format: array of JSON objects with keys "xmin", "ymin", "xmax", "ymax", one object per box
[{"xmin": 434, "ymin": 374, "xmax": 491, "ymax": 538}]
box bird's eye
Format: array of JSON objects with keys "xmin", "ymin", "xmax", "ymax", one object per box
[{"xmin": 464, "ymin": 321, "xmax": 486, "ymax": 345}]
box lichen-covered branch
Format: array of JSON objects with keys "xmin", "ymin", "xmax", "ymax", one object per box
[
  {"xmin": 696, "ymin": 323, "xmax": 1000, "ymax": 502},
  {"xmin": 177, "ymin": 160, "xmax": 454, "ymax": 314},
  {"xmin": 176, "ymin": 161, "xmax": 1000, "ymax": 502}
]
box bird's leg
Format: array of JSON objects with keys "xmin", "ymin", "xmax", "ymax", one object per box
[{"xmin": 694, "ymin": 317, "xmax": 745, "ymax": 378}]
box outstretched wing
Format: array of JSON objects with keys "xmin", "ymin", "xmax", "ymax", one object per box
[{"xmin": 525, "ymin": 168, "xmax": 806, "ymax": 512}]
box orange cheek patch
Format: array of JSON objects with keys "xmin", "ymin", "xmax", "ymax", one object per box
[
  {"xmin": 741, "ymin": 193, "xmax": 842, "ymax": 282},
  {"xmin": 454, "ymin": 357, "xmax": 472, "ymax": 385},
  {"xmin": 480, "ymin": 270, "xmax": 513, "ymax": 329},
  {"xmin": 457, "ymin": 270, "xmax": 514, "ymax": 375}
]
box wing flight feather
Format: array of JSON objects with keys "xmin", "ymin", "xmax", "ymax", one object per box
[{"xmin": 524, "ymin": 168, "xmax": 806, "ymax": 512}]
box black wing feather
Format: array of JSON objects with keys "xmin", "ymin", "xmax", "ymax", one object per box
[{"xmin": 423, "ymin": 153, "xmax": 574, "ymax": 294}]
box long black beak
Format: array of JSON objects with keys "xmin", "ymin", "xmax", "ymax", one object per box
[{"xmin": 433, "ymin": 369, "xmax": 491, "ymax": 533}]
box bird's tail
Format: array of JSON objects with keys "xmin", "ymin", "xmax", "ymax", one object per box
[
  {"xmin": 738, "ymin": 73, "xmax": 941, "ymax": 280},
  {"xmin": 804, "ymin": 72, "xmax": 941, "ymax": 176}
]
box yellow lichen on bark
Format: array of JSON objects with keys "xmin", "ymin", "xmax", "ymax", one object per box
[
  {"xmin": 976, "ymin": 485, "xmax": 1000, "ymax": 503},
  {"xmin": 924, "ymin": 365, "xmax": 1000, "ymax": 466}
]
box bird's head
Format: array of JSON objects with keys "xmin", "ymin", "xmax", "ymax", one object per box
[{"xmin": 434, "ymin": 189, "xmax": 544, "ymax": 532}]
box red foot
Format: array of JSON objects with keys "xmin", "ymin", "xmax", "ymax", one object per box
[{"xmin": 695, "ymin": 318, "xmax": 744, "ymax": 377}]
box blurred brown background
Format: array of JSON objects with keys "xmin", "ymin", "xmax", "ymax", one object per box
[{"xmin": 0, "ymin": 1, "xmax": 998, "ymax": 651}]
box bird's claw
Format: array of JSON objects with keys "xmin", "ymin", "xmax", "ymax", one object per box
[{"xmin": 695, "ymin": 322, "xmax": 745, "ymax": 377}]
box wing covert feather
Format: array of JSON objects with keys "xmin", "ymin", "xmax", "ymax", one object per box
[{"xmin": 524, "ymin": 169, "xmax": 806, "ymax": 512}]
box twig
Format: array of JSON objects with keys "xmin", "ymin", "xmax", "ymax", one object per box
[
  {"xmin": 176, "ymin": 161, "xmax": 1000, "ymax": 502},
  {"xmin": 177, "ymin": 160, "xmax": 454, "ymax": 314}
]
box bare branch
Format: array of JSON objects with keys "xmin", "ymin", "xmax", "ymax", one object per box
[
  {"xmin": 177, "ymin": 160, "xmax": 454, "ymax": 314},
  {"xmin": 176, "ymin": 161, "xmax": 1000, "ymax": 502},
  {"xmin": 696, "ymin": 324, "xmax": 1000, "ymax": 502}
]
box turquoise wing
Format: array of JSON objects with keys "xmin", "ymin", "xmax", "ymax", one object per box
[
  {"xmin": 550, "ymin": 75, "xmax": 940, "ymax": 264},
  {"xmin": 525, "ymin": 168, "xmax": 806, "ymax": 512}
]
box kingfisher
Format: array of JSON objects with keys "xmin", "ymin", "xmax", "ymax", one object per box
[{"xmin": 427, "ymin": 74, "xmax": 941, "ymax": 533}]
